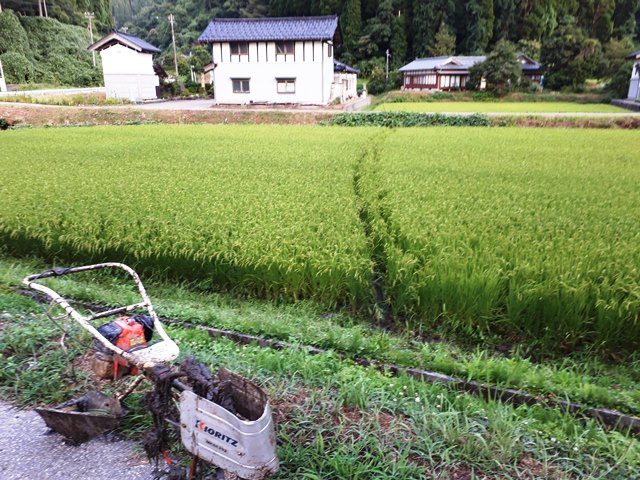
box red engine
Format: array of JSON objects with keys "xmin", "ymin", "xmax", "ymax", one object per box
[{"xmin": 93, "ymin": 315, "xmax": 153, "ymax": 379}]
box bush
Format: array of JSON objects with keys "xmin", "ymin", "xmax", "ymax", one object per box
[
  {"xmin": 0, "ymin": 52, "xmax": 34, "ymax": 83},
  {"xmin": 0, "ymin": 118, "xmax": 11, "ymax": 130},
  {"xmin": 471, "ymin": 91, "xmax": 497, "ymax": 102},
  {"xmin": 0, "ymin": 10, "xmax": 30, "ymax": 56},
  {"xmin": 331, "ymin": 112, "xmax": 491, "ymax": 127},
  {"xmin": 606, "ymin": 61, "xmax": 634, "ymax": 99}
]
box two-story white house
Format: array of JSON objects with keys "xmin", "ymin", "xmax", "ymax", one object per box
[{"xmin": 198, "ymin": 16, "xmax": 340, "ymax": 105}]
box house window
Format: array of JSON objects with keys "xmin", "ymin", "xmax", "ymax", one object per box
[
  {"xmin": 276, "ymin": 41, "xmax": 295, "ymax": 56},
  {"xmin": 409, "ymin": 74, "xmax": 436, "ymax": 86},
  {"xmin": 277, "ymin": 78, "xmax": 295, "ymax": 94},
  {"xmin": 232, "ymin": 78, "xmax": 250, "ymax": 93},
  {"xmin": 230, "ymin": 42, "xmax": 249, "ymax": 56},
  {"xmin": 440, "ymin": 75, "xmax": 461, "ymax": 89}
]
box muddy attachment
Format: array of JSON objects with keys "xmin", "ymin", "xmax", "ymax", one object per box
[
  {"xmin": 180, "ymin": 368, "xmax": 278, "ymax": 480},
  {"xmin": 36, "ymin": 391, "xmax": 123, "ymax": 444}
]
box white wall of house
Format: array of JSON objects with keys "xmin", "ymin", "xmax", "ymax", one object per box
[
  {"xmin": 331, "ymin": 73, "xmax": 357, "ymax": 102},
  {"xmin": 0, "ymin": 59, "xmax": 6, "ymax": 92},
  {"xmin": 628, "ymin": 61, "xmax": 640, "ymax": 100},
  {"xmin": 99, "ymin": 44, "xmax": 159, "ymax": 101},
  {"xmin": 211, "ymin": 40, "xmax": 334, "ymax": 104}
]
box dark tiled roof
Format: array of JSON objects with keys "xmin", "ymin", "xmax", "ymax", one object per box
[
  {"xmin": 334, "ymin": 59, "xmax": 359, "ymax": 74},
  {"xmin": 118, "ymin": 31, "xmax": 161, "ymax": 53},
  {"xmin": 626, "ymin": 49, "xmax": 640, "ymax": 59},
  {"xmin": 199, "ymin": 16, "xmax": 338, "ymax": 42},
  {"xmin": 88, "ymin": 31, "xmax": 161, "ymax": 54}
]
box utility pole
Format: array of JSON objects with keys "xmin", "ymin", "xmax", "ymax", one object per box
[
  {"xmin": 85, "ymin": 12, "xmax": 96, "ymax": 67},
  {"xmin": 168, "ymin": 14, "xmax": 179, "ymax": 77},
  {"xmin": 43, "ymin": 0, "xmax": 48, "ymax": 17},
  {"xmin": 385, "ymin": 49, "xmax": 390, "ymax": 84}
]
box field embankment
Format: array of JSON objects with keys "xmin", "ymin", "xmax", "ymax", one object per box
[{"xmin": 2, "ymin": 125, "xmax": 639, "ymax": 355}]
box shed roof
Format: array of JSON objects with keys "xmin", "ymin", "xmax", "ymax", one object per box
[
  {"xmin": 626, "ymin": 49, "xmax": 640, "ymax": 60},
  {"xmin": 516, "ymin": 52, "xmax": 541, "ymax": 71},
  {"xmin": 89, "ymin": 31, "xmax": 161, "ymax": 54},
  {"xmin": 198, "ymin": 16, "xmax": 338, "ymax": 42},
  {"xmin": 334, "ymin": 59, "xmax": 359, "ymax": 74}
]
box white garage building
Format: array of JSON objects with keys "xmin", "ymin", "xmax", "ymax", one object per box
[{"xmin": 89, "ymin": 31, "xmax": 161, "ymax": 102}]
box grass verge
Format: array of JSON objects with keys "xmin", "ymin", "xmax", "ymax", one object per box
[
  {"xmin": 1, "ymin": 276, "xmax": 639, "ymax": 478},
  {"xmin": 2, "ymin": 256, "xmax": 639, "ymax": 409}
]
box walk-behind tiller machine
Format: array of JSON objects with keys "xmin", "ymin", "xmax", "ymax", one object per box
[{"xmin": 23, "ymin": 263, "xmax": 278, "ymax": 480}]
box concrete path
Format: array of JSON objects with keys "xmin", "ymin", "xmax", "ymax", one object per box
[{"xmin": 0, "ymin": 401, "xmax": 156, "ymax": 480}]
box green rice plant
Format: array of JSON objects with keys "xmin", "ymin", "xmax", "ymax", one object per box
[
  {"xmin": 0, "ymin": 125, "xmax": 373, "ymax": 310},
  {"xmin": 2, "ymin": 125, "xmax": 639, "ymax": 354},
  {"xmin": 376, "ymin": 127, "xmax": 640, "ymax": 352}
]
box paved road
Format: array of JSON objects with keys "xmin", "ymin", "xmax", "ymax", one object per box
[{"xmin": 0, "ymin": 401, "xmax": 156, "ymax": 480}]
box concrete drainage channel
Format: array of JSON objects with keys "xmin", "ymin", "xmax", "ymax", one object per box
[
  {"xmin": 180, "ymin": 322, "xmax": 640, "ymax": 436},
  {"xmin": 16, "ymin": 290, "xmax": 640, "ymax": 436}
]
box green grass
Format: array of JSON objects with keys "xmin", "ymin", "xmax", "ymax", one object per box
[
  {"xmin": 1, "ymin": 257, "xmax": 639, "ymax": 478},
  {"xmin": 375, "ymin": 102, "xmax": 628, "ymax": 113},
  {"xmin": 1, "ymin": 125, "xmax": 639, "ymax": 354},
  {"xmin": 2, "ymin": 255, "xmax": 639, "ymax": 416},
  {"xmin": 0, "ymin": 93, "xmax": 129, "ymax": 106}
]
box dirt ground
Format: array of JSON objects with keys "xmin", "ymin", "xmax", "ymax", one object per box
[{"xmin": 0, "ymin": 102, "xmax": 335, "ymax": 128}]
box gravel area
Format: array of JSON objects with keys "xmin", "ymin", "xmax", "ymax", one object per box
[{"xmin": 0, "ymin": 401, "xmax": 157, "ymax": 480}]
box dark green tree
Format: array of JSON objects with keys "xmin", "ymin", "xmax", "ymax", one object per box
[
  {"xmin": 613, "ymin": 0, "xmax": 640, "ymax": 38},
  {"xmin": 578, "ymin": 0, "xmax": 615, "ymax": 43},
  {"xmin": 541, "ymin": 16, "xmax": 603, "ymax": 89},
  {"xmin": 606, "ymin": 59, "xmax": 634, "ymax": 97},
  {"xmin": 468, "ymin": 38, "xmax": 520, "ymax": 94},
  {"xmin": 431, "ymin": 22, "xmax": 456, "ymax": 56},
  {"xmin": 341, "ymin": 0, "xmax": 361, "ymax": 63},
  {"xmin": 492, "ymin": 0, "xmax": 519, "ymax": 42},
  {"xmin": 390, "ymin": 10, "xmax": 408, "ymax": 65},
  {"xmin": 519, "ymin": 0, "xmax": 558, "ymax": 41},
  {"xmin": 411, "ymin": 0, "xmax": 455, "ymax": 57},
  {"xmin": 457, "ymin": 0, "xmax": 494, "ymax": 54},
  {"xmin": 603, "ymin": 36, "xmax": 635, "ymax": 74},
  {"xmin": 360, "ymin": 0, "xmax": 394, "ymax": 57}
]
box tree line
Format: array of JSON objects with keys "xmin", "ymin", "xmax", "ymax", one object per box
[{"xmin": 2, "ymin": 0, "xmax": 639, "ymax": 92}]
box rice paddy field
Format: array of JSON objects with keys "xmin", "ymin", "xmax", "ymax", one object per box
[
  {"xmin": 374, "ymin": 102, "xmax": 628, "ymax": 113},
  {"xmin": 1, "ymin": 124, "xmax": 639, "ymax": 353}
]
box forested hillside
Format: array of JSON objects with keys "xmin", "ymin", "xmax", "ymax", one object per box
[
  {"xmin": 111, "ymin": 0, "xmax": 640, "ymax": 90},
  {"xmin": 1, "ymin": 0, "xmax": 639, "ymax": 90},
  {"xmin": 0, "ymin": 9, "xmax": 100, "ymax": 85}
]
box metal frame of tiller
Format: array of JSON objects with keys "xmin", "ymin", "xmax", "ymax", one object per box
[{"xmin": 23, "ymin": 263, "xmax": 278, "ymax": 480}]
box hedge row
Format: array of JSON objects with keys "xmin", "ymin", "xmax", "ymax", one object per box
[{"xmin": 331, "ymin": 112, "xmax": 491, "ymax": 128}]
